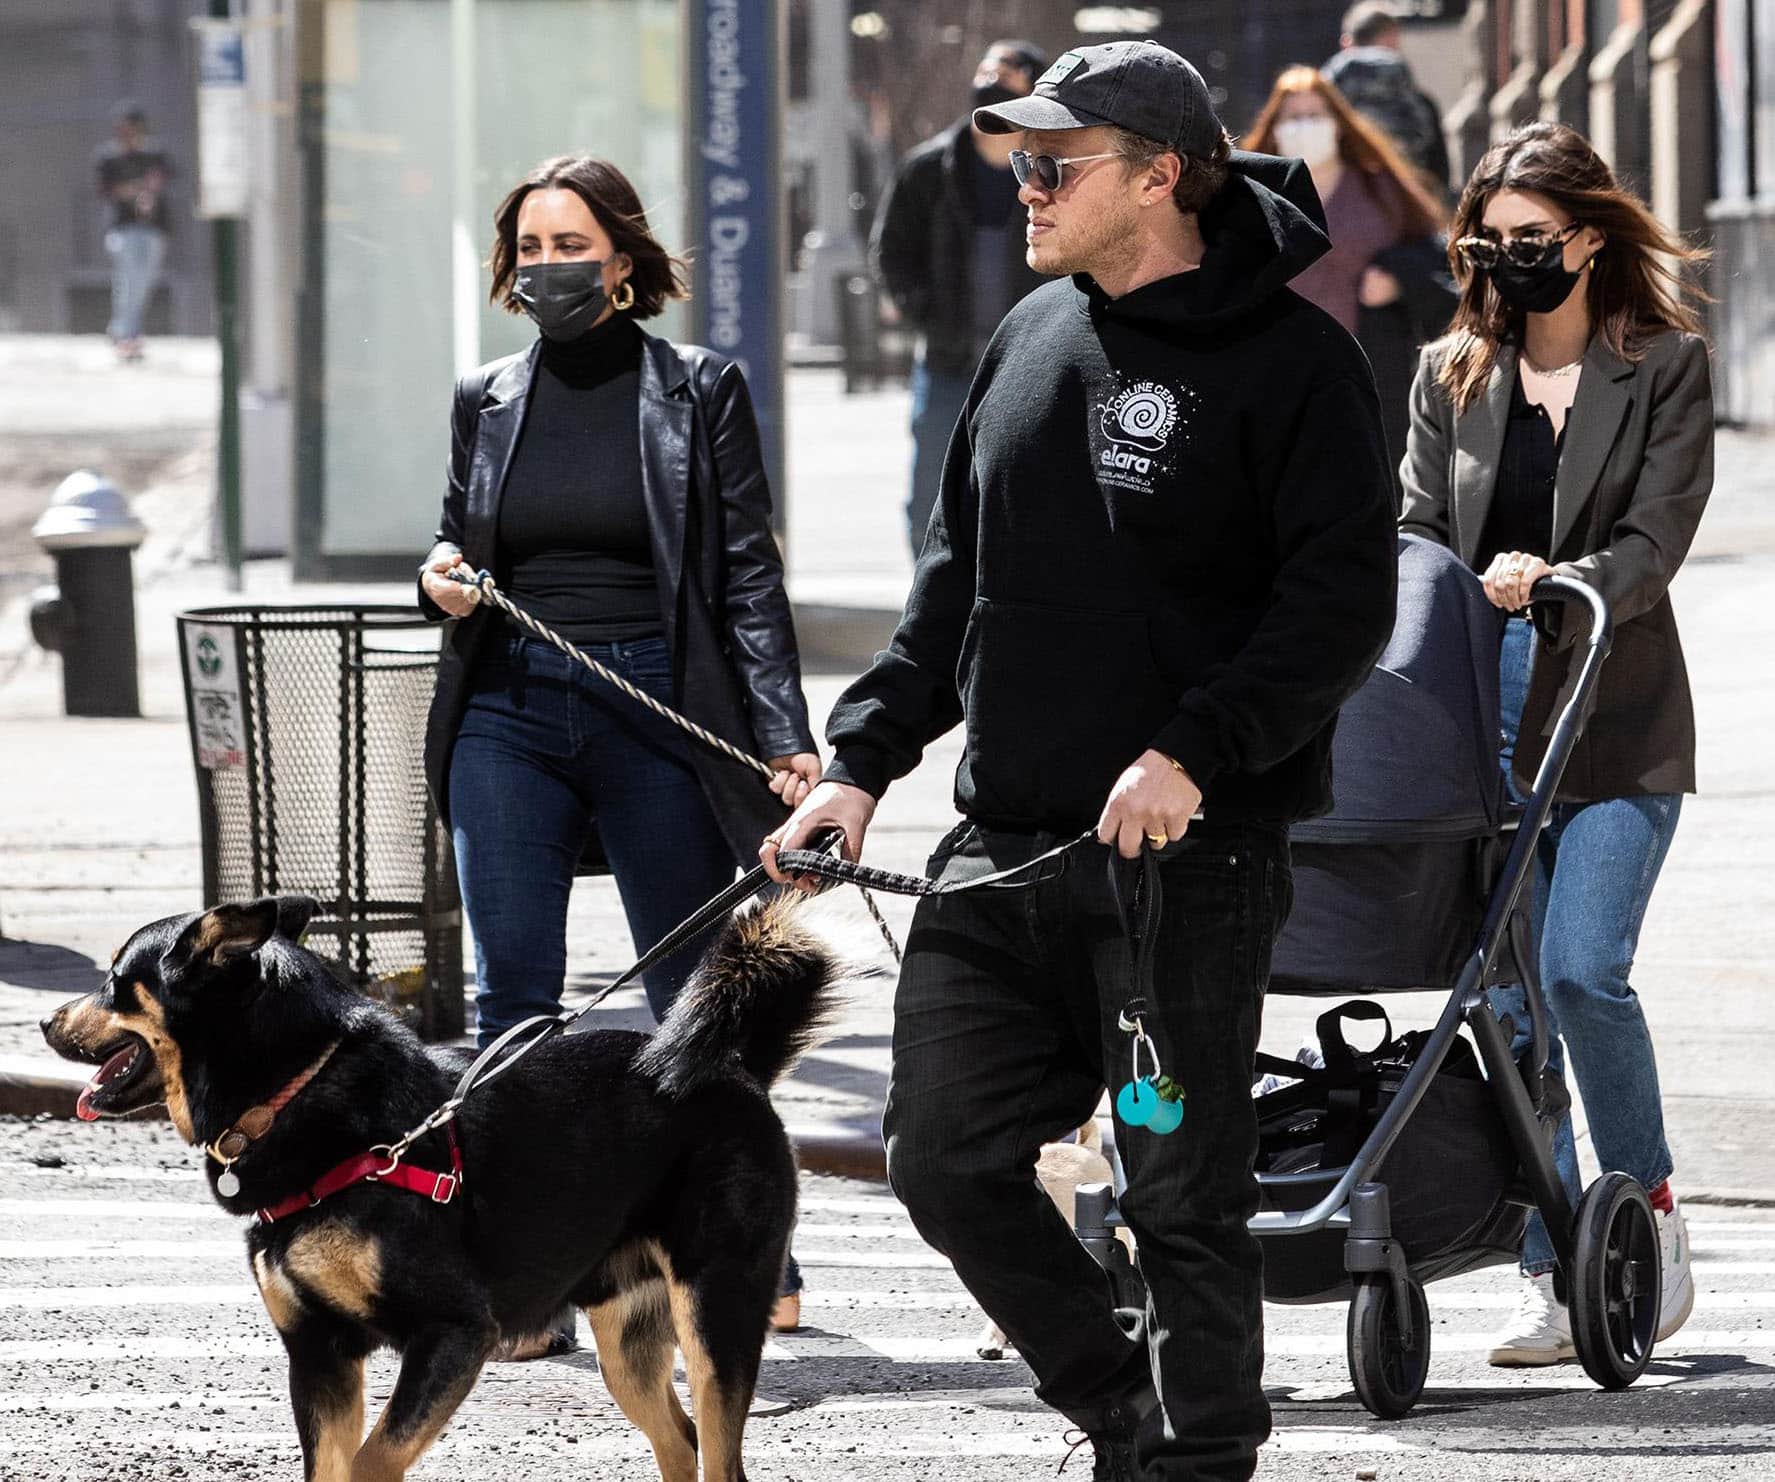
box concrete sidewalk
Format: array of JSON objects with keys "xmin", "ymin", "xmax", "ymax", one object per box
[{"xmin": 2, "ymin": 332, "xmax": 1773, "ymax": 1205}]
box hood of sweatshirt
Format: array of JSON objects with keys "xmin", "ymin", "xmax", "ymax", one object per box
[{"xmin": 1075, "ymin": 150, "xmax": 1332, "ymax": 333}]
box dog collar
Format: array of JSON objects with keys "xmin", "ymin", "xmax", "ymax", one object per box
[
  {"xmin": 206, "ymin": 1040, "xmax": 341, "ymax": 1167},
  {"xmin": 255, "ymin": 1123, "xmax": 463, "ymax": 1225}
]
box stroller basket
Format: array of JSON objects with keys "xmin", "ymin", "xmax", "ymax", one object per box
[{"xmin": 1253, "ymin": 1002, "xmax": 1539, "ymax": 1303}]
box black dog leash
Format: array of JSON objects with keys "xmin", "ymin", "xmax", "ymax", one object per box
[
  {"xmin": 442, "ymin": 564, "xmax": 906, "ymax": 964},
  {"xmin": 371, "ymin": 830, "xmax": 1099, "ymax": 1170}
]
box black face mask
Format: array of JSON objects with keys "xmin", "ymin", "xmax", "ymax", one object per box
[
  {"xmin": 1489, "ymin": 240, "xmax": 1586, "ymax": 316},
  {"xmin": 972, "ymin": 80, "xmax": 1021, "ymax": 111},
  {"xmin": 512, "ymin": 259, "xmax": 608, "ymax": 342}
]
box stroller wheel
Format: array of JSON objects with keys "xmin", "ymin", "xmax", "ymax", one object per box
[
  {"xmin": 1569, "ymin": 1171, "xmax": 1660, "ymax": 1390},
  {"xmin": 1347, "ymin": 1274, "xmax": 1431, "ymax": 1419}
]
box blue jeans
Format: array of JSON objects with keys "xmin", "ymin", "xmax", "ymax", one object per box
[
  {"xmin": 449, "ymin": 634, "xmax": 740, "ymax": 1038},
  {"xmin": 105, "ymin": 224, "xmax": 166, "ymax": 342},
  {"xmin": 906, "ymin": 357, "xmax": 972, "ymax": 557},
  {"xmin": 1492, "ymin": 617, "xmax": 1681, "ymax": 1274}
]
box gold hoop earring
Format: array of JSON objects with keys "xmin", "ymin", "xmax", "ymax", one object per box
[{"xmin": 611, "ymin": 280, "xmax": 636, "ymax": 312}]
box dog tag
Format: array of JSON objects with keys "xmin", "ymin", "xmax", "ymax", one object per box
[{"xmin": 216, "ymin": 1169, "xmax": 241, "ymax": 1198}]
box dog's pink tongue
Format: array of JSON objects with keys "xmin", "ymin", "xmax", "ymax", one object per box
[{"xmin": 76, "ymin": 1045, "xmax": 137, "ymax": 1122}]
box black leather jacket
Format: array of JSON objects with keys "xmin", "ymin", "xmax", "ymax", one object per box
[
  {"xmin": 419, "ymin": 331, "xmax": 815, "ymax": 869},
  {"xmin": 870, "ymin": 120, "xmax": 1046, "ymax": 376}
]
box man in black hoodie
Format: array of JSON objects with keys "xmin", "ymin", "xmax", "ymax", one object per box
[{"xmin": 765, "ymin": 41, "xmax": 1396, "ymax": 1481}]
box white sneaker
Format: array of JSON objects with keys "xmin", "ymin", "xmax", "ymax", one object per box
[
  {"xmin": 1656, "ymin": 1199, "xmax": 1696, "ymax": 1343},
  {"xmin": 1487, "ymin": 1272, "xmax": 1575, "ymax": 1366}
]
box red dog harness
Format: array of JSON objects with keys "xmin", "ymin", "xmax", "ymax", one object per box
[{"xmin": 256, "ymin": 1123, "xmax": 463, "ymax": 1225}]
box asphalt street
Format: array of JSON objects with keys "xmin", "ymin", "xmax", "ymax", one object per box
[{"xmin": 2, "ymin": 1116, "xmax": 1771, "ymax": 1482}]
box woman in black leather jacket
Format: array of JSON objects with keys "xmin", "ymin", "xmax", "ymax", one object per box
[{"xmin": 418, "ymin": 155, "xmax": 819, "ymax": 1334}]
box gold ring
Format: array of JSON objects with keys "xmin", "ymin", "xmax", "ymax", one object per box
[{"xmin": 1146, "ymin": 832, "xmax": 1168, "ymax": 848}]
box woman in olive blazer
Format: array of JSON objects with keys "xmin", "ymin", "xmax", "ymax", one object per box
[{"xmin": 1400, "ymin": 123, "xmax": 1712, "ymax": 1367}]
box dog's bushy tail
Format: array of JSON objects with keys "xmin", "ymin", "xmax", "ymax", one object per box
[{"xmin": 634, "ymin": 896, "xmax": 843, "ymax": 1097}]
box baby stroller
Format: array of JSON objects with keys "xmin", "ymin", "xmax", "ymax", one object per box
[{"xmin": 1077, "ymin": 534, "xmax": 1663, "ymax": 1418}]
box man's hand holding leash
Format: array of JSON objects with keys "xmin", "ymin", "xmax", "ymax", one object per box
[
  {"xmin": 1098, "ymin": 749, "xmax": 1203, "ymax": 858},
  {"xmin": 761, "ymin": 781, "xmax": 878, "ymax": 890}
]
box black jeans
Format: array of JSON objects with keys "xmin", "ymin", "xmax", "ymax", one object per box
[{"xmin": 883, "ymin": 822, "xmax": 1292, "ymax": 1482}]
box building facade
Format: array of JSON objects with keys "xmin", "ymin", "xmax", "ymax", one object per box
[{"xmin": 1440, "ymin": 0, "xmax": 1771, "ymax": 426}]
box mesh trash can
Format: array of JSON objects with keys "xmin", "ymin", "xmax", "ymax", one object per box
[{"xmin": 176, "ymin": 605, "xmax": 463, "ymax": 1040}]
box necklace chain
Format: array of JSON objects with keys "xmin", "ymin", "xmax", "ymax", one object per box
[{"xmin": 1523, "ymin": 350, "xmax": 1584, "ymax": 377}]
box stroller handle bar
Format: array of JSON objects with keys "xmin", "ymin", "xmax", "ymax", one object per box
[{"xmin": 1253, "ymin": 572, "xmax": 1610, "ymax": 1247}]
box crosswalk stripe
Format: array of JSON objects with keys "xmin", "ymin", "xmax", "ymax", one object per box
[
  {"xmin": 19, "ymin": 1165, "xmax": 193, "ymax": 1182},
  {"xmin": 0, "ymin": 1428, "xmax": 1424, "ymax": 1461},
  {"xmin": 7, "ymin": 1281, "xmax": 1775, "ymax": 1317},
  {"xmin": 0, "ymin": 1238, "xmax": 957, "ymax": 1268},
  {"xmin": 0, "ymin": 1199, "xmax": 225, "ymax": 1221},
  {"xmin": 0, "ymin": 1239, "xmax": 243, "ymax": 1260},
  {"xmin": 0, "ymin": 1284, "xmax": 263, "ymax": 1308},
  {"xmin": 797, "ymin": 1197, "xmax": 905, "ymax": 1215},
  {"xmin": 3, "ymin": 1329, "xmax": 1770, "ymax": 1365}
]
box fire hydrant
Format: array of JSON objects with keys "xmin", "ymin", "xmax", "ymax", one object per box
[{"xmin": 29, "ymin": 470, "xmax": 147, "ymax": 717}]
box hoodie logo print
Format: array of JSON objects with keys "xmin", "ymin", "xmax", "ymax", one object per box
[
  {"xmin": 1095, "ymin": 378, "xmax": 1195, "ymax": 493},
  {"xmin": 1101, "ymin": 383, "xmax": 1177, "ymax": 454}
]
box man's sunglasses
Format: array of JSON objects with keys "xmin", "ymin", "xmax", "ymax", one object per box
[
  {"xmin": 1454, "ymin": 220, "xmax": 1583, "ymax": 272},
  {"xmin": 1008, "ymin": 149, "xmax": 1119, "ymax": 193}
]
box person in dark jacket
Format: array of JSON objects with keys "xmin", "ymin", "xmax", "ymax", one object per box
[
  {"xmin": 1323, "ymin": 1, "xmax": 1450, "ymax": 193},
  {"xmin": 1401, "ymin": 121, "xmax": 1712, "ymax": 1370},
  {"xmin": 93, "ymin": 101, "xmax": 174, "ymax": 363},
  {"xmin": 871, "ymin": 39, "xmax": 1049, "ymax": 554},
  {"xmin": 1245, "ymin": 66, "xmax": 1457, "ymax": 502},
  {"xmin": 419, "ymin": 156, "xmax": 819, "ymax": 1340},
  {"xmin": 765, "ymin": 42, "xmax": 1396, "ymax": 1480}
]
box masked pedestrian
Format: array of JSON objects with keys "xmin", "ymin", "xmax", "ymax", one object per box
[
  {"xmin": 1400, "ymin": 120, "xmax": 1712, "ymax": 1367},
  {"xmin": 766, "ymin": 42, "xmax": 1396, "ymax": 1480},
  {"xmin": 419, "ymin": 155, "xmax": 819, "ymax": 1343},
  {"xmin": 1244, "ymin": 67, "xmax": 1455, "ymax": 502}
]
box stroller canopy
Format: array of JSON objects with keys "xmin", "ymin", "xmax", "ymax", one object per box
[{"xmin": 1295, "ymin": 534, "xmax": 1506, "ymax": 843}]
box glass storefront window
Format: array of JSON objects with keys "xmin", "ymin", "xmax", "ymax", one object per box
[{"xmin": 299, "ymin": 0, "xmax": 683, "ymax": 577}]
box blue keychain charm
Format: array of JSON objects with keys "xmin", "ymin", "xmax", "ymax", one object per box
[
  {"xmin": 1116, "ymin": 1076, "xmax": 1157, "ymax": 1127},
  {"xmin": 1116, "ymin": 1011, "xmax": 1184, "ymax": 1136},
  {"xmin": 1146, "ymin": 1088, "xmax": 1184, "ymax": 1135}
]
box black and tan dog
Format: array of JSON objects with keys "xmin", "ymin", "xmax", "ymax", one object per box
[{"xmin": 42, "ymin": 892, "xmax": 840, "ymax": 1482}]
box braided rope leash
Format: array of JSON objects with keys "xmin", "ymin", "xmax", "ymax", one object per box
[{"xmin": 444, "ymin": 565, "xmax": 903, "ymax": 963}]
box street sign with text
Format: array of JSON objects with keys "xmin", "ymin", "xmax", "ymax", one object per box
[{"xmin": 687, "ymin": 0, "xmax": 785, "ymax": 538}]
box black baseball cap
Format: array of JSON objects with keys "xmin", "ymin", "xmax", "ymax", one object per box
[{"xmin": 973, "ymin": 40, "xmax": 1224, "ymax": 156}]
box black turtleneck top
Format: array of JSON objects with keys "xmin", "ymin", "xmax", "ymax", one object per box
[{"xmin": 497, "ymin": 314, "xmax": 660, "ymax": 643}]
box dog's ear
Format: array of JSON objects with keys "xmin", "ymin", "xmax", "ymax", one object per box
[
  {"xmin": 164, "ymin": 898, "xmax": 281, "ymax": 975},
  {"xmin": 274, "ymin": 894, "xmax": 321, "ymax": 942}
]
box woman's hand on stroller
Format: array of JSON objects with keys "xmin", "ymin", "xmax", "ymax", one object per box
[
  {"xmin": 1096, "ymin": 749, "xmax": 1203, "ymax": 859},
  {"xmin": 1482, "ymin": 550, "xmax": 1554, "ymax": 612}
]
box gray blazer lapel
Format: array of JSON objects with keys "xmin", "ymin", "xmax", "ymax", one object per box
[
  {"xmin": 1550, "ymin": 339, "xmax": 1634, "ymax": 557},
  {"xmin": 1451, "ymin": 345, "xmax": 1515, "ymax": 566}
]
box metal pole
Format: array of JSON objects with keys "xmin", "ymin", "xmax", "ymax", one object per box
[
  {"xmin": 215, "ymin": 207, "xmax": 243, "ymax": 589},
  {"xmin": 208, "ymin": 0, "xmax": 245, "ymax": 590}
]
